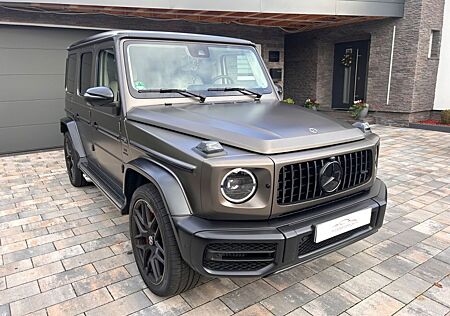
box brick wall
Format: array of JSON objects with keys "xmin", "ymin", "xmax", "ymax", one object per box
[
  {"xmin": 284, "ymin": 0, "xmax": 445, "ymax": 124},
  {"xmin": 284, "ymin": 33, "xmax": 318, "ymax": 103},
  {"xmin": 410, "ymin": 0, "xmax": 445, "ymax": 113}
]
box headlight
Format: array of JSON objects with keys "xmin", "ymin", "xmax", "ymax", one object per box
[{"xmin": 220, "ymin": 168, "xmax": 257, "ymax": 203}]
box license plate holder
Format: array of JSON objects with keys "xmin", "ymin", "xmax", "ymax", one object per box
[{"xmin": 314, "ymin": 208, "xmax": 372, "ymax": 243}]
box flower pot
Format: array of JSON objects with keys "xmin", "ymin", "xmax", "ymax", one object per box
[
  {"xmin": 312, "ymin": 106, "xmax": 317, "ymax": 111},
  {"xmin": 358, "ymin": 107, "xmax": 369, "ymax": 119}
]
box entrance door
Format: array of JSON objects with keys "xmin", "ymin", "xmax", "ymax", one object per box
[{"xmin": 332, "ymin": 40, "xmax": 370, "ymax": 109}]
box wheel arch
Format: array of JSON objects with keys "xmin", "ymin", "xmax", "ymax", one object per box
[
  {"xmin": 60, "ymin": 117, "xmax": 86, "ymax": 159},
  {"xmin": 123, "ymin": 158, "xmax": 192, "ymax": 217}
]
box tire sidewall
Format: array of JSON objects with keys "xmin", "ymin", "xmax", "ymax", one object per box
[
  {"xmin": 129, "ymin": 186, "xmax": 176, "ymax": 296},
  {"xmin": 64, "ymin": 133, "xmax": 76, "ymax": 183},
  {"xmin": 63, "ymin": 133, "xmax": 87, "ymax": 187}
]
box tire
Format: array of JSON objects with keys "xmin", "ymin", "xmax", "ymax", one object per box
[
  {"xmin": 129, "ymin": 184, "xmax": 200, "ymax": 296},
  {"xmin": 63, "ymin": 133, "xmax": 88, "ymax": 187}
]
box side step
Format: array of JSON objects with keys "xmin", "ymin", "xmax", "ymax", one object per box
[{"xmin": 79, "ymin": 160, "xmax": 126, "ymax": 211}]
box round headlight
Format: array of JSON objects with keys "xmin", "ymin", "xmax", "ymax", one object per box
[{"xmin": 220, "ymin": 168, "xmax": 257, "ymax": 203}]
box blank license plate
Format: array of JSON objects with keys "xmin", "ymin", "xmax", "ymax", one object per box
[{"xmin": 314, "ymin": 208, "xmax": 372, "ymax": 243}]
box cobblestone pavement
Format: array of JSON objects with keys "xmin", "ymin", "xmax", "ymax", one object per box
[{"xmin": 0, "ymin": 125, "xmax": 449, "ymax": 316}]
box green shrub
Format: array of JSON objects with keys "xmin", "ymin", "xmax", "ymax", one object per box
[
  {"xmin": 283, "ymin": 98, "xmax": 295, "ymax": 104},
  {"xmin": 441, "ymin": 109, "xmax": 450, "ymax": 124}
]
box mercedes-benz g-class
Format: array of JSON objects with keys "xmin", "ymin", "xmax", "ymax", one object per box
[{"xmin": 61, "ymin": 30, "xmax": 387, "ymax": 296}]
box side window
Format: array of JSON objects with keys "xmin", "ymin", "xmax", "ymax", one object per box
[
  {"xmin": 65, "ymin": 54, "xmax": 77, "ymax": 94},
  {"xmin": 98, "ymin": 49, "xmax": 118, "ymax": 100},
  {"xmin": 79, "ymin": 52, "xmax": 93, "ymax": 95}
]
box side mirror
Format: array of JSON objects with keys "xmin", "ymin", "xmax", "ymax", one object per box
[
  {"xmin": 84, "ymin": 86, "xmax": 114, "ymax": 106},
  {"xmin": 274, "ymin": 83, "xmax": 283, "ymax": 97}
]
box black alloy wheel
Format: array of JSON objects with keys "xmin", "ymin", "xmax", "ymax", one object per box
[{"xmin": 132, "ymin": 199, "xmax": 165, "ymax": 284}]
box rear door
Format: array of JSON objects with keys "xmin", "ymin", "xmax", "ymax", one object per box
[{"xmin": 72, "ymin": 50, "xmax": 96, "ymax": 162}]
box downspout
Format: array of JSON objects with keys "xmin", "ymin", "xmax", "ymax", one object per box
[{"xmin": 386, "ymin": 25, "xmax": 396, "ymax": 105}]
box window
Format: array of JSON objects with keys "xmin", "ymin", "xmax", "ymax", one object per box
[
  {"xmin": 429, "ymin": 30, "xmax": 441, "ymax": 59},
  {"xmin": 79, "ymin": 52, "xmax": 93, "ymax": 94},
  {"xmin": 65, "ymin": 54, "xmax": 77, "ymax": 94},
  {"xmin": 98, "ymin": 49, "xmax": 118, "ymax": 100},
  {"xmin": 268, "ymin": 51, "xmax": 280, "ymax": 62}
]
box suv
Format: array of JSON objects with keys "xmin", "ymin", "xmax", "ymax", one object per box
[{"xmin": 61, "ymin": 30, "xmax": 387, "ymax": 296}]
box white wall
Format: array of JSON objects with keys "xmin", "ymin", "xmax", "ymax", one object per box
[{"xmin": 434, "ymin": 0, "xmax": 450, "ymax": 110}]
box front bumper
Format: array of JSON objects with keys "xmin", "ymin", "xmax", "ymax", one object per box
[{"xmin": 173, "ymin": 179, "xmax": 387, "ymax": 277}]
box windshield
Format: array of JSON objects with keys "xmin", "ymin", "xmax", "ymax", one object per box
[{"xmin": 125, "ymin": 41, "xmax": 272, "ymax": 98}]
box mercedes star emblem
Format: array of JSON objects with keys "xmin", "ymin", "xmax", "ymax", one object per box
[{"xmin": 320, "ymin": 160, "xmax": 343, "ymax": 193}]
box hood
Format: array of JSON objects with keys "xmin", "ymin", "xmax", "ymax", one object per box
[{"xmin": 126, "ymin": 100, "xmax": 365, "ymax": 154}]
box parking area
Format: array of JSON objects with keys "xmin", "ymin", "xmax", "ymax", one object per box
[{"xmin": 0, "ymin": 125, "xmax": 449, "ymax": 316}]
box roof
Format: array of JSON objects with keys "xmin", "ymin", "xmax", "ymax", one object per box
[
  {"xmin": 1, "ymin": 0, "xmax": 405, "ymax": 18},
  {"xmin": 68, "ymin": 30, "xmax": 254, "ymax": 49}
]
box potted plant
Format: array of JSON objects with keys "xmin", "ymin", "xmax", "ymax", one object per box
[
  {"xmin": 350, "ymin": 100, "xmax": 369, "ymax": 119},
  {"xmin": 304, "ymin": 98, "xmax": 320, "ymax": 111}
]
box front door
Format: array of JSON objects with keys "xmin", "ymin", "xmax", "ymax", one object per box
[
  {"xmin": 332, "ymin": 40, "xmax": 370, "ymax": 109},
  {"xmin": 90, "ymin": 43, "xmax": 124, "ymax": 186}
]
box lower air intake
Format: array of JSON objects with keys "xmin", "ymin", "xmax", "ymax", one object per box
[{"xmin": 203, "ymin": 242, "xmax": 277, "ymax": 272}]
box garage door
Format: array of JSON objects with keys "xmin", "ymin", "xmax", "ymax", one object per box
[{"xmin": 0, "ymin": 25, "xmax": 100, "ymax": 154}]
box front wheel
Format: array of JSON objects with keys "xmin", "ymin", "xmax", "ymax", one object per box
[{"xmin": 129, "ymin": 184, "xmax": 200, "ymax": 296}]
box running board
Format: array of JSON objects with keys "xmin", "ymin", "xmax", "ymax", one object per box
[{"xmin": 79, "ymin": 160, "xmax": 126, "ymax": 211}]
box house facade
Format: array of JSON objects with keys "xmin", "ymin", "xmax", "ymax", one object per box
[{"xmin": 0, "ymin": 0, "xmax": 447, "ymax": 154}]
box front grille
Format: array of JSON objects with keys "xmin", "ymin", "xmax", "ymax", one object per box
[
  {"xmin": 203, "ymin": 243, "xmax": 276, "ymax": 272},
  {"xmin": 298, "ymin": 225, "xmax": 370, "ymax": 256},
  {"xmin": 277, "ymin": 149, "xmax": 373, "ymax": 205}
]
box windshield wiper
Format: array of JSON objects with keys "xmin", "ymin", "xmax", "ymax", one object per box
[
  {"xmin": 207, "ymin": 87, "xmax": 262, "ymax": 101},
  {"xmin": 137, "ymin": 88, "xmax": 206, "ymax": 103}
]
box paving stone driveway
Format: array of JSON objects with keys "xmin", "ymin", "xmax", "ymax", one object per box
[{"xmin": 0, "ymin": 125, "xmax": 449, "ymax": 316}]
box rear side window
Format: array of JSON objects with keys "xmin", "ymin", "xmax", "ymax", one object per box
[
  {"xmin": 79, "ymin": 52, "xmax": 93, "ymax": 95},
  {"xmin": 65, "ymin": 54, "xmax": 77, "ymax": 94}
]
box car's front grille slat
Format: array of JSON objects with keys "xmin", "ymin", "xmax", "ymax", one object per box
[
  {"xmin": 281, "ymin": 166, "xmax": 287, "ymax": 203},
  {"xmin": 312, "ymin": 160, "xmax": 318, "ymax": 198},
  {"xmin": 343, "ymin": 154, "xmax": 348, "ymax": 189},
  {"xmin": 290, "ymin": 164, "xmax": 295, "ymax": 204},
  {"xmin": 304, "ymin": 161, "xmax": 309, "ymax": 200},
  {"xmin": 277, "ymin": 149, "xmax": 373, "ymax": 205}
]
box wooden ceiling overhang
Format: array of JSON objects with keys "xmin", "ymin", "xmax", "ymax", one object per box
[{"xmin": 9, "ymin": 2, "xmax": 386, "ymax": 32}]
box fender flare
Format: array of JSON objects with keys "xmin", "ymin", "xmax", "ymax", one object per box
[
  {"xmin": 60, "ymin": 117, "xmax": 86, "ymax": 158},
  {"xmin": 124, "ymin": 158, "xmax": 192, "ymax": 217}
]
